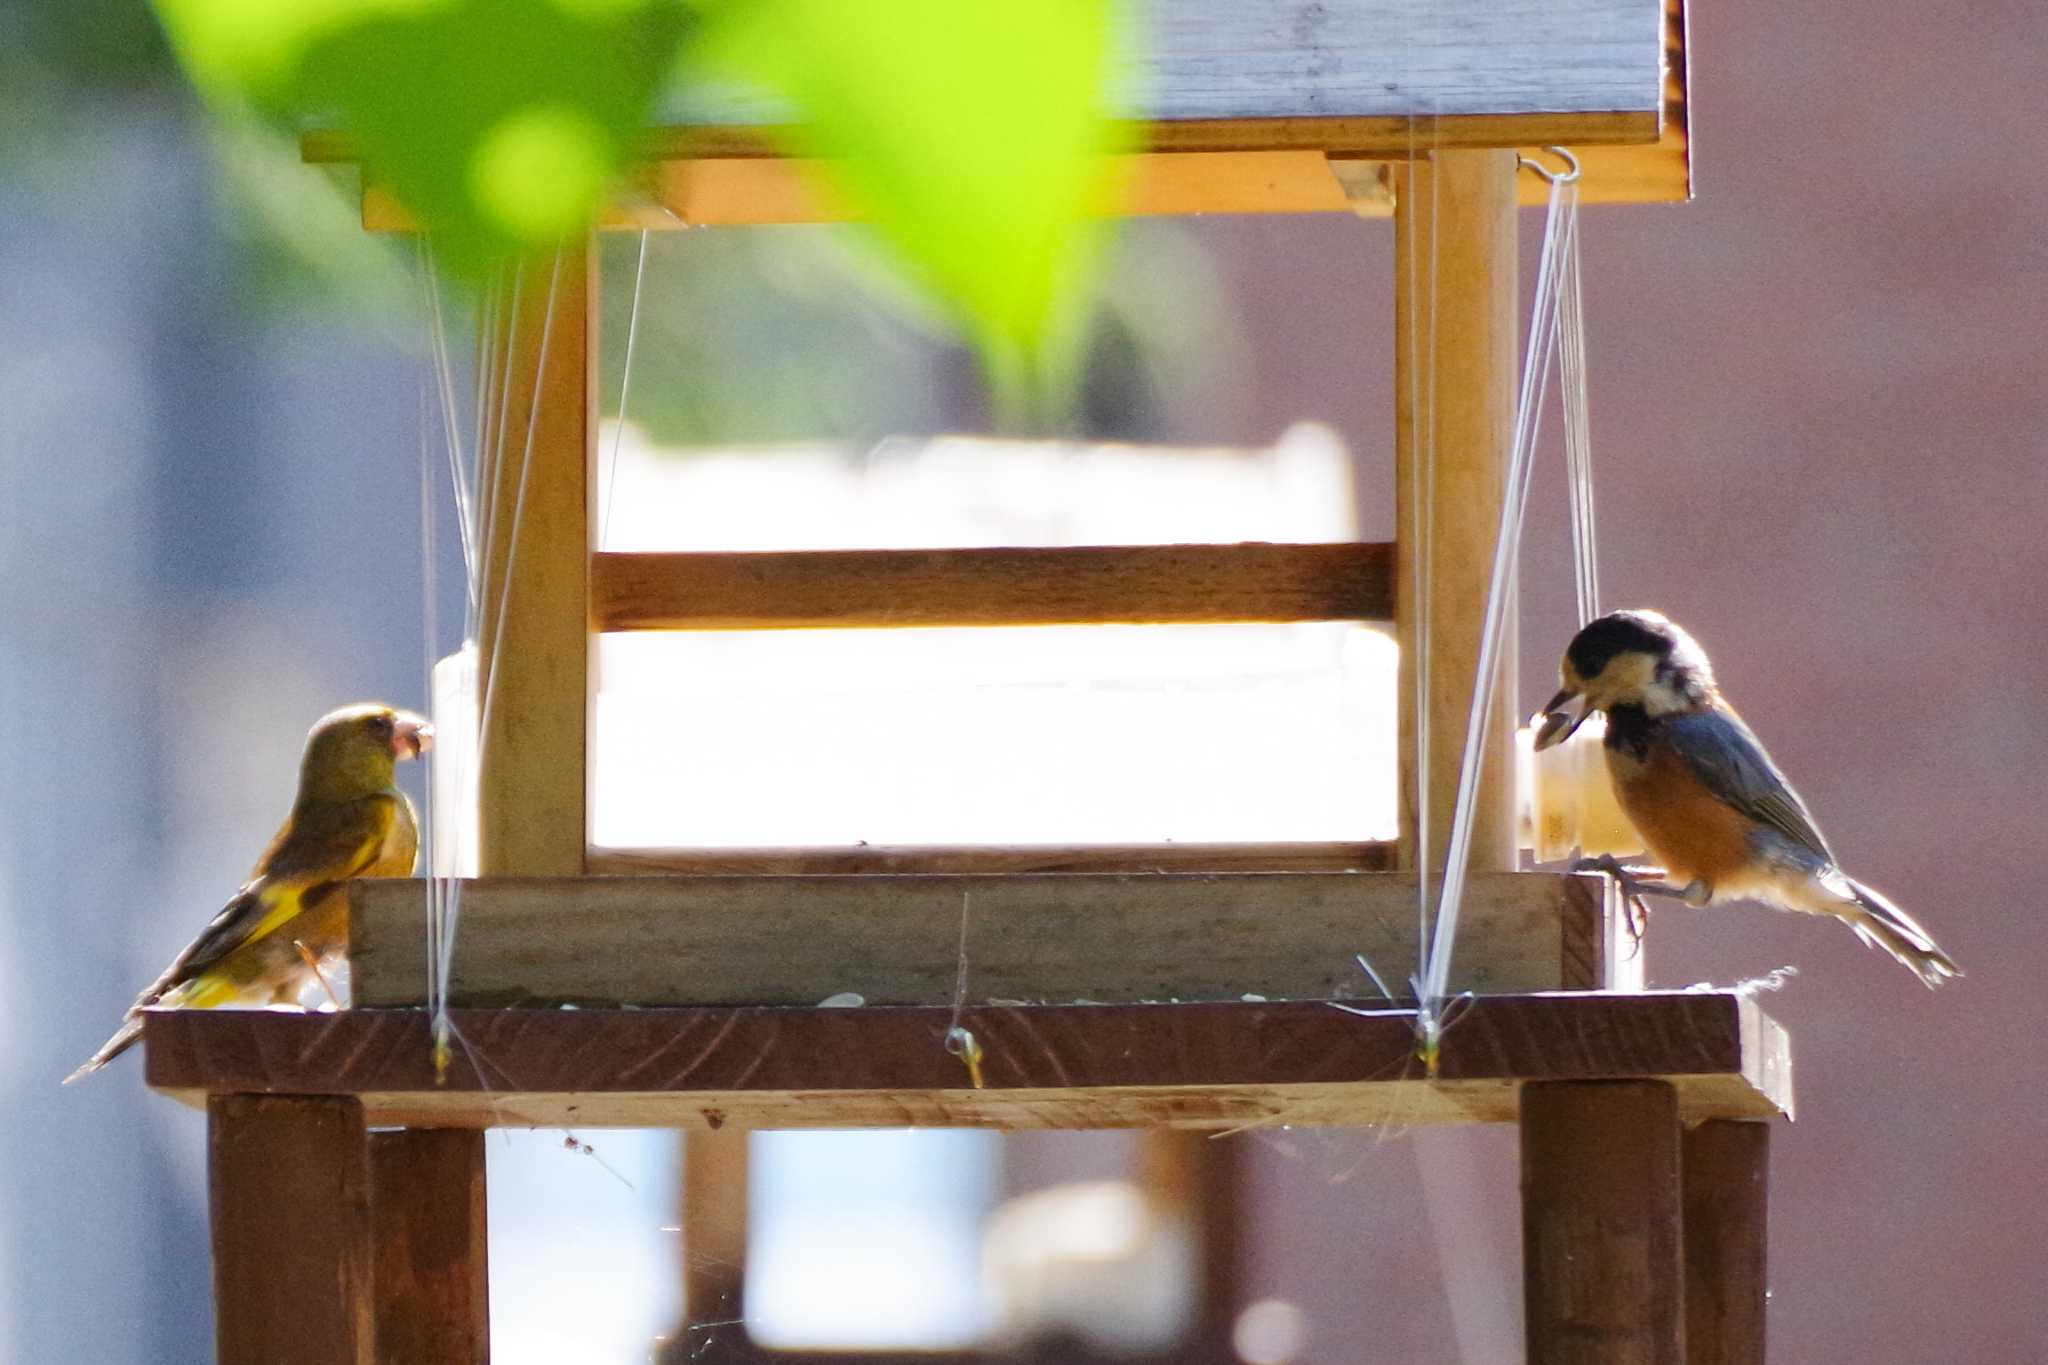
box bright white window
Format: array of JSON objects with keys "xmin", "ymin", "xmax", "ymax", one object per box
[{"xmin": 592, "ymin": 421, "xmax": 1398, "ymax": 852}]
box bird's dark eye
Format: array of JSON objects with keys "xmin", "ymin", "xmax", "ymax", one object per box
[{"xmin": 371, "ymin": 715, "xmax": 393, "ymax": 734}]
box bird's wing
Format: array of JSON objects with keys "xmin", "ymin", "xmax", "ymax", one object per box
[
  {"xmin": 66, "ymin": 793, "xmax": 403, "ymax": 1081},
  {"xmin": 156, "ymin": 794, "xmax": 399, "ymax": 999},
  {"xmin": 1663, "ymin": 708, "xmax": 1836, "ymax": 864},
  {"xmin": 254, "ymin": 792, "xmax": 400, "ymax": 887}
]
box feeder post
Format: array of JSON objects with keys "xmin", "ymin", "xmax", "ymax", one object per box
[
  {"xmin": 1521, "ymin": 1081, "xmax": 1685, "ymax": 1364},
  {"xmin": 658, "ymin": 1127, "xmax": 752, "ymax": 1363},
  {"xmin": 369, "ymin": 1128, "xmax": 491, "ymax": 1364},
  {"xmin": 1391, "ymin": 154, "xmax": 1691, "ymax": 1362},
  {"xmin": 476, "ymin": 241, "xmax": 598, "ymax": 878},
  {"xmin": 208, "ymin": 1095, "xmax": 375, "ymax": 1365},
  {"xmin": 1392, "ymin": 148, "xmax": 1521, "ymax": 876},
  {"xmin": 358, "ymin": 239, "xmax": 596, "ymax": 1364},
  {"xmin": 1682, "ymin": 1119, "xmax": 1771, "ymax": 1364},
  {"xmin": 1137, "ymin": 1129, "xmax": 1246, "ymax": 1364}
]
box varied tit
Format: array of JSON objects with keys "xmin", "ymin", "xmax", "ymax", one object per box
[
  {"xmin": 1534, "ymin": 610, "xmax": 1960, "ymax": 988},
  {"xmin": 66, "ymin": 703, "xmax": 433, "ymax": 1082}
]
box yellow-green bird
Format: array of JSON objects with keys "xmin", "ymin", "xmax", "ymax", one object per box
[{"xmin": 66, "ymin": 702, "xmax": 432, "ymax": 1083}]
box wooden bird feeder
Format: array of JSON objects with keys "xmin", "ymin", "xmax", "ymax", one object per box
[{"xmin": 151, "ymin": 3, "xmax": 1790, "ymax": 1362}]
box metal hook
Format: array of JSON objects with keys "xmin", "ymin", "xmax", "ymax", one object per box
[{"xmin": 1516, "ymin": 146, "xmax": 1583, "ymax": 185}]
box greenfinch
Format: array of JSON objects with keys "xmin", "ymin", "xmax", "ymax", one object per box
[{"xmin": 66, "ymin": 702, "xmax": 432, "ymax": 1083}]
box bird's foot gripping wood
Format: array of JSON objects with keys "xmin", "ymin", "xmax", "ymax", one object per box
[
  {"xmin": 1572, "ymin": 856, "xmax": 1706, "ymax": 944},
  {"xmin": 293, "ymin": 941, "xmax": 343, "ymax": 1011}
]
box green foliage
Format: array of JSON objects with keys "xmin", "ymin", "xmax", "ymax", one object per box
[
  {"xmin": 157, "ymin": 0, "xmax": 688, "ymax": 272},
  {"xmin": 686, "ymin": 0, "xmax": 1126, "ymax": 412},
  {"xmin": 148, "ymin": 0, "xmax": 1124, "ymax": 393}
]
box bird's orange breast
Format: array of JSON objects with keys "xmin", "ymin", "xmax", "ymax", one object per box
[{"xmin": 1608, "ymin": 741, "xmax": 1756, "ymax": 888}]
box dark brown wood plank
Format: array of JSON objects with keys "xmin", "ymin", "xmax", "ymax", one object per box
[
  {"xmin": 348, "ymin": 872, "xmax": 1600, "ymax": 1010},
  {"xmin": 149, "ymin": 992, "xmax": 1790, "ymax": 1131},
  {"xmin": 209, "ymin": 1095, "xmax": 374, "ymax": 1365},
  {"xmin": 589, "ymin": 543, "xmax": 1393, "ymax": 631},
  {"xmin": 1682, "ymin": 1119, "xmax": 1770, "ymax": 1365},
  {"xmin": 369, "ymin": 1129, "xmax": 490, "ymax": 1365},
  {"xmin": 586, "ymin": 840, "xmax": 1397, "ymax": 876},
  {"xmin": 1521, "ymin": 1081, "xmax": 1684, "ymax": 1365}
]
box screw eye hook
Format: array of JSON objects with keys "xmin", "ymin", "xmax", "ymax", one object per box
[{"xmin": 1516, "ymin": 146, "xmax": 1583, "ymax": 185}]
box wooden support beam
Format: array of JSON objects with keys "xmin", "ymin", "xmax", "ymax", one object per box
[
  {"xmin": 1520, "ymin": 1081, "xmax": 1684, "ymax": 1365},
  {"xmin": 587, "ymin": 839, "xmax": 1397, "ymax": 876},
  {"xmin": 358, "ymin": 137, "xmax": 1684, "ymax": 230},
  {"xmin": 208, "ymin": 1095, "xmax": 374, "ymax": 1365},
  {"xmin": 347, "ymin": 872, "xmax": 1605, "ymax": 1009},
  {"xmin": 1137, "ymin": 1130, "xmax": 1244, "ymax": 1363},
  {"xmin": 148, "ymin": 991, "xmax": 1792, "ymax": 1131},
  {"xmin": 477, "ymin": 245, "xmax": 594, "ymax": 877},
  {"xmin": 628, "ymin": 115, "xmax": 1657, "ymax": 166},
  {"xmin": 1394, "ymin": 149, "xmax": 1521, "ymax": 875},
  {"xmin": 1682, "ymin": 1119, "xmax": 1770, "ymax": 1365},
  {"xmin": 590, "ymin": 542, "xmax": 1394, "ymax": 632},
  {"xmin": 368, "ymin": 1129, "xmax": 490, "ymax": 1365},
  {"xmin": 655, "ymin": 1129, "xmax": 751, "ymax": 1364}
]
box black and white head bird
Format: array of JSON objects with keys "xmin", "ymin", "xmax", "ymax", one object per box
[{"xmin": 1534, "ymin": 609, "xmax": 1960, "ymax": 988}]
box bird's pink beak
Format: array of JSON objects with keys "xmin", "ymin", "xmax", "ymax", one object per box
[{"xmin": 392, "ymin": 712, "xmax": 434, "ymax": 760}]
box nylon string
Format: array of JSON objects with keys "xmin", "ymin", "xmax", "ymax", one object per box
[{"xmin": 1415, "ymin": 155, "xmax": 1587, "ymax": 1047}]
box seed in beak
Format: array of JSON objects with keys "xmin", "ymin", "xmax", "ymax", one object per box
[
  {"xmin": 1531, "ymin": 689, "xmax": 1590, "ymax": 750},
  {"xmin": 392, "ymin": 717, "xmax": 435, "ymax": 759}
]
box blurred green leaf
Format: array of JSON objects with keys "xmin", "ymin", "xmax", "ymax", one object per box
[
  {"xmin": 153, "ymin": 0, "xmax": 689, "ymax": 269},
  {"xmin": 685, "ymin": 0, "xmax": 1126, "ymax": 415},
  {"xmin": 153, "ymin": 0, "xmax": 434, "ymax": 107},
  {"xmin": 146, "ymin": 0, "xmax": 1122, "ymax": 389}
]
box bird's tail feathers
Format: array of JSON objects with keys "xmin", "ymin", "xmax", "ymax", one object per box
[
  {"xmin": 1836, "ymin": 874, "xmax": 1962, "ymax": 990},
  {"xmin": 63, "ymin": 1014, "xmax": 144, "ymax": 1085},
  {"xmin": 61, "ymin": 911, "xmax": 228, "ymax": 1087}
]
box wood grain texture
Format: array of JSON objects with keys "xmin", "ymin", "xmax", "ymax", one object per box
[
  {"xmin": 348, "ymin": 872, "xmax": 1600, "ymax": 1009},
  {"xmin": 309, "ymin": 0, "xmax": 1668, "ymax": 167},
  {"xmin": 208, "ymin": 1095, "xmax": 375, "ymax": 1365},
  {"xmin": 329, "ymin": 0, "xmax": 1690, "ymax": 226},
  {"xmin": 1393, "ymin": 150, "xmax": 1521, "ymax": 875},
  {"xmin": 586, "ymin": 840, "xmax": 1398, "ymax": 876},
  {"xmin": 1521, "ymin": 1081, "xmax": 1684, "ymax": 1365},
  {"xmin": 1682, "ymin": 1119, "xmax": 1770, "ymax": 1365},
  {"xmin": 590, "ymin": 542, "xmax": 1393, "ymax": 631},
  {"xmin": 476, "ymin": 248, "xmax": 593, "ymax": 878},
  {"xmin": 147, "ymin": 992, "xmax": 1791, "ymax": 1131},
  {"xmin": 369, "ymin": 1129, "xmax": 490, "ymax": 1365},
  {"xmin": 658, "ymin": 1, "xmax": 1662, "ymax": 126}
]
